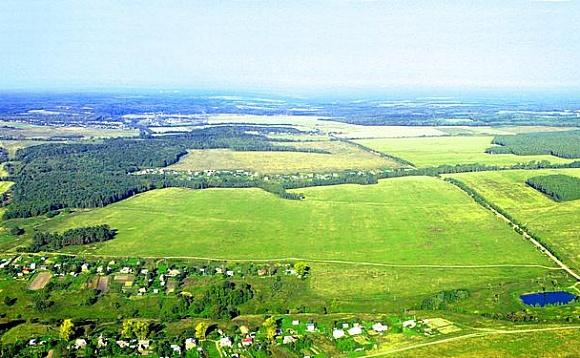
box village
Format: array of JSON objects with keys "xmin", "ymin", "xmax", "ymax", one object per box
[{"xmin": 0, "ymin": 254, "xmax": 459, "ymax": 357}]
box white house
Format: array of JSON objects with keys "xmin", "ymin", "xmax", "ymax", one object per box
[
  {"xmin": 283, "ymin": 336, "xmax": 297, "ymax": 344},
  {"xmin": 185, "ymin": 338, "xmax": 196, "ymax": 350},
  {"xmin": 332, "ymin": 329, "xmax": 345, "ymax": 339},
  {"xmin": 348, "ymin": 326, "xmax": 362, "ymax": 336},
  {"xmin": 219, "ymin": 337, "xmax": 233, "ymax": 348},
  {"xmin": 74, "ymin": 339, "xmax": 87, "ymax": 350},
  {"xmin": 372, "ymin": 323, "xmax": 387, "ymax": 333},
  {"xmin": 292, "ymin": 320, "xmax": 300, "ymax": 326},
  {"xmin": 306, "ymin": 323, "xmax": 315, "ymax": 332},
  {"xmin": 403, "ymin": 320, "xmax": 416, "ymax": 329}
]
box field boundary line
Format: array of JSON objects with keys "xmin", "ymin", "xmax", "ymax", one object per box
[
  {"xmin": 445, "ymin": 178, "xmax": 580, "ymax": 281},
  {"xmin": 361, "ymin": 325, "xmax": 580, "ymax": 357},
  {"xmin": 14, "ymin": 252, "xmax": 560, "ymax": 270}
]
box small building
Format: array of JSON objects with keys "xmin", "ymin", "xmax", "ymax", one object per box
[
  {"xmin": 239, "ymin": 325, "xmax": 249, "ymax": 335},
  {"xmin": 219, "ymin": 337, "xmax": 233, "ymax": 348},
  {"xmin": 283, "ymin": 336, "xmax": 297, "ymax": 344},
  {"xmin": 241, "ymin": 337, "xmax": 253, "ymax": 346},
  {"xmin": 137, "ymin": 339, "xmax": 150, "ymax": 352},
  {"xmin": 306, "ymin": 323, "xmax": 315, "ymax": 332},
  {"xmin": 81, "ymin": 263, "xmax": 89, "ymax": 272},
  {"xmin": 403, "ymin": 320, "xmax": 416, "ymax": 329},
  {"xmin": 372, "ymin": 323, "xmax": 388, "ymax": 333},
  {"xmin": 74, "ymin": 339, "xmax": 87, "ymax": 350},
  {"xmin": 120, "ymin": 267, "xmax": 131, "ymax": 274},
  {"xmin": 116, "ymin": 340, "xmax": 130, "ymax": 348},
  {"xmin": 332, "ymin": 329, "xmax": 345, "ymax": 339},
  {"xmin": 170, "ymin": 344, "xmax": 181, "ymax": 353},
  {"xmin": 185, "ymin": 338, "xmax": 196, "ymax": 350},
  {"xmin": 348, "ymin": 326, "xmax": 362, "ymax": 336},
  {"xmin": 342, "ymin": 323, "xmax": 349, "ymax": 329},
  {"xmin": 292, "ymin": 320, "xmax": 300, "ymax": 326}
]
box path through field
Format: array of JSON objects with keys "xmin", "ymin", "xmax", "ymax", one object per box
[{"xmin": 446, "ymin": 179, "xmax": 580, "ymax": 281}]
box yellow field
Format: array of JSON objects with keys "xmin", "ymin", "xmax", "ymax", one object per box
[
  {"xmin": 355, "ymin": 136, "xmax": 574, "ymax": 167},
  {"xmin": 0, "ymin": 120, "xmax": 138, "ymax": 139},
  {"xmin": 446, "ymin": 168, "xmax": 580, "ymax": 272},
  {"xmin": 206, "ymin": 114, "xmax": 448, "ymax": 138},
  {"xmin": 168, "ymin": 140, "xmax": 401, "ymax": 173}
]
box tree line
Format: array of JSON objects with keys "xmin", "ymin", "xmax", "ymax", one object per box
[
  {"xmin": 526, "ymin": 174, "xmax": 580, "ymax": 202},
  {"xmin": 486, "ymin": 130, "xmax": 580, "ymax": 159},
  {"xmin": 29, "ymin": 225, "xmax": 116, "ymax": 252}
]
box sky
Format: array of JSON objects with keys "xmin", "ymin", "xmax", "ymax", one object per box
[{"xmin": 1, "ymin": 0, "xmax": 579, "ymax": 92}]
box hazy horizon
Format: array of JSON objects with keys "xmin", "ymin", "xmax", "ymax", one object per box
[{"xmin": 1, "ymin": 0, "xmax": 580, "ymax": 92}]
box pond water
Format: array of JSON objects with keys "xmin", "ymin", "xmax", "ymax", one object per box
[{"xmin": 520, "ymin": 291, "xmax": 577, "ymax": 307}]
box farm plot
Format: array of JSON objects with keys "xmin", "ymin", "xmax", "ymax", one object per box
[
  {"xmin": 446, "ymin": 169, "xmax": 580, "ymax": 272},
  {"xmin": 0, "ymin": 120, "xmax": 138, "ymax": 139},
  {"xmin": 167, "ymin": 140, "xmax": 401, "ymax": 173},
  {"xmin": 28, "ymin": 272, "xmax": 52, "ymax": 290},
  {"xmin": 206, "ymin": 114, "xmax": 448, "ymax": 138},
  {"xmin": 39, "ymin": 176, "xmax": 551, "ymax": 267},
  {"xmin": 355, "ymin": 136, "xmax": 574, "ymax": 167}
]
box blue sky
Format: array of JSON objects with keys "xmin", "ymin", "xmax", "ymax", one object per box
[{"xmin": 1, "ymin": 0, "xmax": 579, "ymax": 91}]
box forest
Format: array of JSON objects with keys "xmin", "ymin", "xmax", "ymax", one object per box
[
  {"xmin": 29, "ymin": 225, "xmax": 116, "ymax": 252},
  {"xmin": 526, "ymin": 174, "xmax": 580, "ymax": 202},
  {"xmin": 1, "ymin": 126, "xmax": 322, "ymax": 218},
  {"xmin": 486, "ymin": 130, "xmax": 580, "ymax": 158}
]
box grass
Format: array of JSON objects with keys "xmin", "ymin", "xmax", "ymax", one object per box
[
  {"xmin": 446, "ymin": 169, "xmax": 580, "ymax": 272},
  {"xmin": 34, "ymin": 177, "xmax": 551, "ymax": 267},
  {"xmin": 394, "ymin": 327, "xmax": 580, "ymax": 358},
  {"xmin": 0, "ymin": 120, "xmax": 138, "ymax": 140},
  {"xmin": 354, "ymin": 136, "xmax": 574, "ymax": 167},
  {"xmin": 206, "ymin": 114, "xmax": 448, "ymax": 138},
  {"xmin": 0, "ymin": 323, "xmax": 58, "ymax": 344},
  {"xmin": 168, "ymin": 141, "xmax": 401, "ymax": 173}
]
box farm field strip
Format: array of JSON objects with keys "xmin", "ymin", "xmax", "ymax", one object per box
[
  {"xmin": 446, "ymin": 169, "xmax": 580, "ymax": 273},
  {"xmin": 35, "ymin": 177, "xmax": 552, "ymax": 267},
  {"xmin": 354, "ymin": 136, "xmax": 575, "ymax": 167},
  {"xmin": 167, "ymin": 140, "xmax": 401, "ymax": 173}
]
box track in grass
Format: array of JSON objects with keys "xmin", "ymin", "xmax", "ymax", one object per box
[
  {"xmin": 355, "ymin": 136, "xmax": 574, "ymax": 167},
  {"xmin": 446, "ymin": 169, "xmax": 580, "ymax": 273},
  {"xmin": 39, "ymin": 176, "xmax": 551, "ymax": 267}
]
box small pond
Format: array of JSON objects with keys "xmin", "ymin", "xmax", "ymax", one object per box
[{"xmin": 520, "ymin": 291, "xmax": 577, "ymax": 307}]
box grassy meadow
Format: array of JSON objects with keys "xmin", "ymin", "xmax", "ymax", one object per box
[
  {"xmin": 395, "ymin": 328, "xmax": 580, "ymax": 358},
  {"xmin": 446, "ymin": 169, "xmax": 580, "ymax": 272},
  {"xmin": 206, "ymin": 114, "xmax": 448, "ymax": 138},
  {"xmin": 34, "ymin": 177, "xmax": 552, "ymax": 267},
  {"xmin": 0, "ymin": 120, "xmax": 138, "ymax": 139},
  {"xmin": 355, "ymin": 136, "xmax": 575, "ymax": 167},
  {"xmin": 168, "ymin": 140, "xmax": 401, "ymax": 173}
]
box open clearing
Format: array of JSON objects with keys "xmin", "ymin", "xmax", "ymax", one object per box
[
  {"xmin": 206, "ymin": 114, "xmax": 448, "ymax": 138},
  {"xmin": 391, "ymin": 326, "xmax": 580, "ymax": 358},
  {"xmin": 168, "ymin": 140, "xmax": 401, "ymax": 173},
  {"xmin": 355, "ymin": 136, "xmax": 574, "ymax": 167},
  {"xmin": 0, "ymin": 120, "xmax": 138, "ymax": 139},
  {"xmin": 446, "ymin": 169, "xmax": 580, "ymax": 272},
  {"xmin": 39, "ymin": 177, "xmax": 551, "ymax": 267},
  {"xmin": 28, "ymin": 272, "xmax": 52, "ymax": 290}
]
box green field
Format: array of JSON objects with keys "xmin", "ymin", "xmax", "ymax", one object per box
[
  {"xmin": 35, "ymin": 177, "xmax": 551, "ymax": 267},
  {"xmin": 395, "ymin": 327, "xmax": 580, "ymax": 358},
  {"xmin": 355, "ymin": 136, "xmax": 574, "ymax": 167},
  {"xmin": 447, "ymin": 169, "xmax": 580, "ymax": 272},
  {"xmin": 168, "ymin": 140, "xmax": 401, "ymax": 173},
  {"xmin": 0, "ymin": 120, "xmax": 138, "ymax": 140}
]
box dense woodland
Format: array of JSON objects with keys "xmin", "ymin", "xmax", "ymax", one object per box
[
  {"xmin": 29, "ymin": 225, "xmax": 116, "ymax": 252},
  {"xmin": 1, "ymin": 126, "xmax": 319, "ymax": 218},
  {"xmin": 526, "ymin": 174, "xmax": 580, "ymax": 202},
  {"xmin": 486, "ymin": 130, "xmax": 580, "ymax": 158}
]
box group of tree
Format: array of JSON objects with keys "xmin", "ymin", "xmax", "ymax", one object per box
[
  {"xmin": 29, "ymin": 225, "xmax": 116, "ymax": 252},
  {"xmin": 420, "ymin": 289, "xmax": 470, "ymax": 310},
  {"xmin": 526, "ymin": 174, "xmax": 580, "ymax": 202},
  {"xmin": 1, "ymin": 126, "xmax": 329, "ymax": 218},
  {"xmin": 486, "ymin": 130, "xmax": 580, "ymax": 158}
]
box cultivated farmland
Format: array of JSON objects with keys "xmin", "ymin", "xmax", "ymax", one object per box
[
  {"xmin": 446, "ymin": 169, "xmax": 580, "ymax": 272},
  {"xmin": 355, "ymin": 136, "xmax": 574, "ymax": 167},
  {"xmin": 39, "ymin": 177, "xmax": 551, "ymax": 267},
  {"xmin": 168, "ymin": 140, "xmax": 401, "ymax": 173}
]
